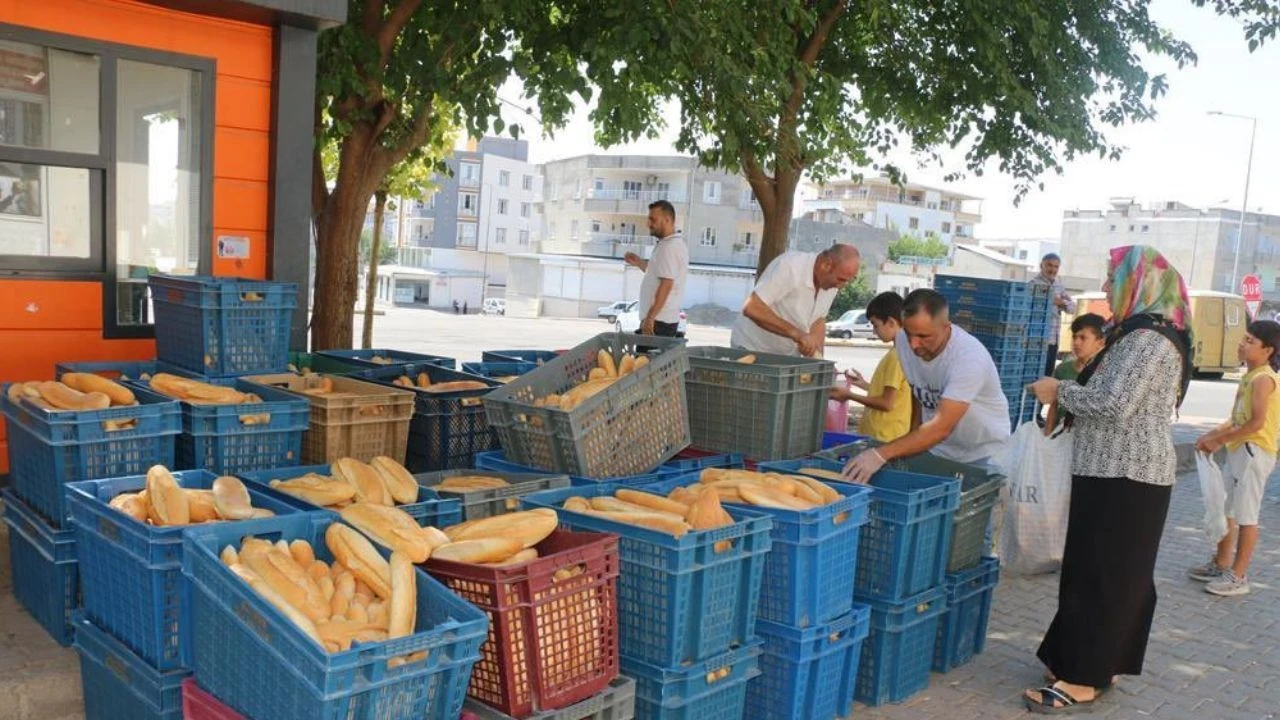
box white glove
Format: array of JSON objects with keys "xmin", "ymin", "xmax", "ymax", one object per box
[{"xmin": 843, "ymin": 449, "xmax": 886, "ymax": 484}]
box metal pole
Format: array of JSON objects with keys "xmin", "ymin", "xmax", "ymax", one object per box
[
  {"xmin": 1189, "ymin": 213, "xmax": 1201, "ymax": 288},
  {"xmin": 1232, "ymin": 117, "xmax": 1257, "ymax": 288}
]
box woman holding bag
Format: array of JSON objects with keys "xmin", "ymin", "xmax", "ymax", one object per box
[{"xmin": 1023, "ymin": 245, "xmax": 1193, "ymax": 714}]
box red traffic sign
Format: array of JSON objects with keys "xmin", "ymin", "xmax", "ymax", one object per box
[{"xmin": 1242, "ymin": 274, "xmax": 1263, "ymax": 302}]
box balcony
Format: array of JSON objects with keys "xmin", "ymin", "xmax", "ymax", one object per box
[{"xmin": 584, "ymin": 188, "xmax": 687, "ymax": 215}]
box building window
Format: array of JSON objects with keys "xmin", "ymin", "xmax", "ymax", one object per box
[
  {"xmin": 518, "ymin": 230, "xmax": 530, "ymax": 246},
  {"xmin": 1109, "ymin": 224, "xmax": 1116, "ymax": 232},
  {"xmin": 1128, "ymin": 224, "xmax": 1135, "ymax": 232},
  {"xmin": 909, "ymin": 217, "xmax": 920, "ymax": 230},
  {"xmin": 0, "ymin": 36, "xmax": 213, "ymax": 338},
  {"xmin": 494, "ymin": 227, "xmax": 506, "ymax": 245},
  {"xmin": 458, "ymin": 192, "xmax": 479, "ymax": 217},
  {"xmin": 701, "ymin": 227, "xmax": 717, "ymax": 247},
  {"xmin": 570, "ymin": 219, "xmax": 579, "ymax": 239},
  {"xmin": 738, "ymin": 232, "xmax": 754, "ymax": 248},
  {"xmin": 547, "ymin": 221, "xmax": 556, "ymax": 239},
  {"xmin": 522, "ymin": 174, "xmax": 533, "ymax": 191},
  {"xmin": 1018, "ymin": 250, "xmax": 1028, "ymax": 260},
  {"xmin": 1141, "ymin": 224, "xmax": 1150, "ymax": 233},
  {"xmin": 573, "ymin": 180, "xmax": 581, "ymax": 199},
  {"xmin": 703, "ymin": 181, "xmax": 721, "ymax": 204},
  {"xmin": 497, "ymin": 198, "xmax": 509, "ymax": 215},
  {"xmin": 623, "ymin": 180, "xmax": 641, "ymax": 199},
  {"xmin": 459, "ymin": 162, "xmax": 480, "ymax": 187},
  {"xmin": 593, "ymin": 177, "xmax": 606, "ymax": 191},
  {"xmin": 498, "ymin": 170, "xmax": 510, "ymax": 187},
  {"xmin": 590, "ymin": 220, "xmax": 602, "ymax": 233},
  {"xmin": 656, "ymin": 181, "xmax": 671, "ymax": 197},
  {"xmin": 458, "ymin": 222, "xmax": 478, "ymax": 247},
  {"xmin": 520, "ymin": 202, "xmax": 531, "ymax": 218},
  {"xmin": 941, "ymin": 222, "xmax": 952, "ymax": 234}
]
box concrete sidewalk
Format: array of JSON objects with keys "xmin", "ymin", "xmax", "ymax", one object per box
[{"xmin": 0, "ymin": 419, "xmax": 1268, "ymax": 720}]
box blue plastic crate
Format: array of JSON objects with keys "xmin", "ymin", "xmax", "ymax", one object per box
[
  {"xmin": 475, "ymin": 450, "xmax": 680, "ymax": 488},
  {"xmin": 938, "ymin": 288, "xmax": 1033, "ymax": 314},
  {"xmin": 183, "ymin": 514, "xmax": 488, "ymax": 720},
  {"xmin": 481, "ymin": 349, "xmax": 561, "ymax": 364},
  {"xmin": 354, "ymin": 363, "xmax": 498, "ymax": 472},
  {"xmin": 2, "ymin": 387, "xmax": 181, "ymax": 527},
  {"xmin": 317, "ymin": 348, "xmax": 456, "ymax": 371},
  {"xmin": 642, "ymin": 471, "xmax": 871, "ymax": 627},
  {"xmin": 660, "ymin": 452, "xmax": 746, "ymax": 473},
  {"xmin": 934, "ymin": 557, "xmax": 1000, "ymax": 672},
  {"xmin": 136, "ymin": 379, "xmax": 311, "ymax": 475},
  {"xmin": 460, "ymin": 361, "xmax": 539, "ymax": 381},
  {"xmin": 822, "ymin": 431, "xmax": 866, "ymax": 450},
  {"xmin": 970, "ymin": 332, "xmax": 1041, "ymax": 353},
  {"xmin": 238, "ymin": 463, "xmax": 462, "ymax": 528},
  {"xmin": 951, "ymin": 305, "xmax": 1033, "ymax": 326},
  {"xmin": 523, "ymin": 484, "xmax": 772, "ymax": 667},
  {"xmin": 748, "ymin": 606, "xmax": 870, "ymax": 720},
  {"xmin": 52, "ymin": 359, "xmax": 210, "ymax": 383},
  {"xmin": 73, "ymin": 613, "xmax": 188, "ymax": 720},
  {"xmin": 985, "ymin": 345, "xmax": 1033, "ymax": 369},
  {"xmin": 65, "ymin": 469, "xmax": 308, "ymax": 671},
  {"xmin": 935, "ymin": 275, "xmax": 1032, "ymax": 298},
  {"xmin": 2, "ymin": 489, "xmax": 78, "ymax": 646},
  {"xmin": 623, "ymin": 641, "xmax": 762, "ymax": 720},
  {"xmin": 759, "ymin": 459, "xmax": 960, "ymax": 601},
  {"xmin": 149, "ymin": 274, "xmax": 296, "ymax": 377},
  {"xmin": 854, "ymin": 585, "xmax": 948, "ymax": 706}
]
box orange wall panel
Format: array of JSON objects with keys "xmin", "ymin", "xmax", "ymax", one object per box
[
  {"xmin": 216, "ymin": 128, "xmax": 272, "ymax": 183},
  {"xmin": 0, "ymin": 281, "xmax": 104, "ymax": 331},
  {"xmin": 211, "ymin": 230, "xmax": 268, "ymax": 279},
  {"xmin": 213, "ymin": 179, "xmax": 271, "ymax": 233},
  {"xmin": 217, "ymin": 78, "xmax": 273, "ymax": 132}
]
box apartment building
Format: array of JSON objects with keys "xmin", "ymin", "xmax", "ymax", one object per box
[
  {"xmin": 803, "ymin": 176, "xmax": 983, "ymax": 243},
  {"xmin": 1060, "ymin": 199, "xmax": 1280, "ymax": 295},
  {"xmin": 538, "ymin": 154, "xmax": 766, "ymax": 268}
]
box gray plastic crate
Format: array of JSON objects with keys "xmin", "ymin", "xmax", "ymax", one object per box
[
  {"xmin": 683, "ymin": 346, "xmax": 834, "ymax": 461},
  {"xmin": 817, "ymin": 438, "xmax": 1002, "ymax": 573},
  {"xmin": 464, "ymin": 676, "xmax": 636, "ymax": 720},
  {"xmin": 415, "ymin": 468, "xmax": 572, "ymax": 520},
  {"xmin": 482, "ymin": 333, "xmax": 689, "ymax": 478}
]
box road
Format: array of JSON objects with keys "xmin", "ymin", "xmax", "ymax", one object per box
[{"xmin": 367, "ymin": 307, "xmax": 1234, "ymax": 421}]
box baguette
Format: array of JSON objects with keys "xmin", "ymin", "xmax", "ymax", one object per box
[
  {"xmin": 242, "ymin": 548, "xmax": 330, "ymax": 623},
  {"xmin": 230, "ymin": 563, "xmax": 323, "ymax": 647},
  {"xmin": 339, "ymin": 503, "xmax": 433, "ymax": 563},
  {"xmin": 444, "ymin": 508, "xmax": 557, "ymax": 549},
  {"xmin": 270, "ymin": 475, "xmax": 356, "ymax": 506},
  {"xmin": 212, "ymin": 476, "xmax": 255, "ymax": 520},
  {"xmin": 597, "ymin": 350, "xmax": 617, "ymax": 378},
  {"xmin": 579, "ymin": 508, "xmax": 689, "ymax": 538},
  {"xmin": 316, "ymin": 619, "xmax": 386, "ymax": 652},
  {"xmin": 326, "ymin": 524, "xmax": 392, "ymax": 599},
  {"xmin": 420, "ymin": 380, "xmax": 489, "ymax": 393},
  {"xmin": 792, "ymin": 475, "xmax": 842, "ymax": 504},
  {"xmin": 145, "ymin": 465, "xmax": 190, "ymax": 526},
  {"xmin": 739, "ymin": 483, "xmax": 816, "ymax": 510},
  {"xmin": 563, "ymin": 496, "xmax": 591, "ymax": 512},
  {"xmin": 618, "ymin": 354, "xmax": 636, "ymax": 376},
  {"xmin": 796, "ymin": 467, "xmax": 846, "ymax": 482},
  {"xmin": 149, "ymin": 373, "xmax": 251, "ymax": 404},
  {"xmin": 435, "ymin": 475, "xmax": 510, "ymax": 492},
  {"xmin": 61, "ymin": 372, "xmax": 136, "ymax": 406},
  {"xmin": 430, "ymin": 538, "xmax": 524, "ymax": 564},
  {"xmin": 588, "ymin": 367, "xmax": 609, "ymax": 381},
  {"xmin": 416, "ymin": 372, "xmax": 432, "ymax": 388},
  {"xmin": 368, "ymin": 456, "xmax": 420, "ymax": 505},
  {"xmin": 616, "ymin": 489, "xmax": 690, "ymax": 516},
  {"xmin": 220, "ymin": 546, "xmax": 239, "ymax": 566},
  {"xmin": 387, "ymin": 552, "xmax": 416, "ymax": 640},
  {"xmin": 590, "ymin": 495, "xmax": 683, "ymax": 518},
  {"xmin": 686, "ymin": 487, "xmax": 734, "ymax": 531},
  {"xmin": 185, "ymin": 490, "xmax": 220, "ymax": 523},
  {"xmin": 484, "ymin": 548, "xmax": 539, "ymax": 566},
  {"xmin": 736, "ymin": 354, "xmax": 757, "ymax": 365},
  {"xmin": 36, "ymin": 381, "xmax": 110, "ymax": 411},
  {"xmin": 332, "ymin": 458, "xmax": 390, "ymax": 506},
  {"xmin": 633, "ymin": 355, "xmax": 649, "ymax": 370},
  {"xmin": 291, "ymin": 540, "xmax": 317, "ymax": 569},
  {"xmin": 108, "ymin": 492, "xmax": 149, "ymax": 524}
]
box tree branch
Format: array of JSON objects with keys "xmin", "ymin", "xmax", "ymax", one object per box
[
  {"xmin": 741, "ymin": 150, "xmax": 776, "ymax": 215},
  {"xmin": 373, "ymin": 95, "xmax": 439, "ymax": 171},
  {"xmin": 778, "ymin": 0, "xmax": 846, "ymax": 171},
  {"xmin": 378, "ymin": 0, "xmax": 424, "ymax": 66},
  {"xmin": 312, "ymin": 102, "xmax": 329, "ymax": 219}
]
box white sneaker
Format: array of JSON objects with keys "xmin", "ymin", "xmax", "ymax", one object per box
[
  {"xmin": 1187, "ymin": 559, "xmax": 1227, "ymax": 583},
  {"xmin": 1206, "ymin": 570, "xmax": 1251, "ymax": 597}
]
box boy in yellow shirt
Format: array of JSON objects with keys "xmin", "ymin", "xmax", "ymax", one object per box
[
  {"xmin": 1189, "ymin": 320, "xmax": 1280, "ymax": 596},
  {"xmin": 829, "ymin": 292, "xmax": 912, "ymax": 442}
]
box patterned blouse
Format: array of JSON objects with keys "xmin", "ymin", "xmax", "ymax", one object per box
[{"xmin": 1058, "ymin": 328, "xmax": 1182, "ymax": 486}]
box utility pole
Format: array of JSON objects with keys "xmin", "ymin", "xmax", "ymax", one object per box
[{"xmin": 1207, "ymin": 111, "xmax": 1258, "ymax": 290}]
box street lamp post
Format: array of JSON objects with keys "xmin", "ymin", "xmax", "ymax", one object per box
[{"xmin": 1207, "ymin": 111, "xmax": 1257, "ymax": 290}]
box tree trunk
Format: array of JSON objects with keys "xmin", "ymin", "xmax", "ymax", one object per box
[
  {"xmin": 754, "ymin": 171, "xmax": 800, "ymax": 278},
  {"xmin": 361, "ymin": 190, "xmax": 387, "ymax": 349},
  {"xmin": 312, "ymin": 180, "xmax": 373, "ymax": 351}
]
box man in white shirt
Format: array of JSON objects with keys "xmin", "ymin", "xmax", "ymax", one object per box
[
  {"xmin": 729, "ymin": 244, "xmax": 861, "ymax": 357},
  {"xmin": 625, "ymin": 200, "xmax": 688, "ymax": 338},
  {"xmin": 843, "ymin": 289, "xmax": 1011, "ymax": 482}
]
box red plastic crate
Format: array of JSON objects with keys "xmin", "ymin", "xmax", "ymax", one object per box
[
  {"xmin": 425, "ymin": 529, "xmax": 621, "ymax": 719},
  {"xmin": 181, "ymin": 678, "xmax": 245, "ymax": 720}
]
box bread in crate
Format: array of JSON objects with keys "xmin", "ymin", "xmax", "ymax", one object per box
[{"xmin": 483, "ymin": 333, "xmax": 691, "ymax": 478}]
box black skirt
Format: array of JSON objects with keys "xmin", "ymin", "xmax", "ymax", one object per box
[{"xmin": 1036, "ymin": 475, "xmax": 1173, "ymax": 687}]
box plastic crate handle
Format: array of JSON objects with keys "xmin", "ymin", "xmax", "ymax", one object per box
[
  {"xmin": 240, "ymin": 291, "xmax": 266, "ymax": 302},
  {"xmin": 96, "ymin": 515, "xmax": 121, "ymax": 542},
  {"xmin": 705, "ymin": 663, "xmax": 734, "ymax": 685},
  {"xmin": 239, "ymin": 412, "xmax": 272, "ymax": 426},
  {"xmin": 101, "ymin": 418, "xmax": 138, "ymax": 433},
  {"xmin": 357, "ymin": 403, "xmax": 392, "ymax": 417},
  {"xmin": 798, "ymin": 373, "xmax": 813, "ymax": 385},
  {"xmin": 460, "ymin": 397, "xmax": 482, "ymax": 407}
]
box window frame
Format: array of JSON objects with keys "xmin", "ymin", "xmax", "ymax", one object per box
[{"xmin": 0, "ymin": 23, "xmax": 215, "ymax": 340}]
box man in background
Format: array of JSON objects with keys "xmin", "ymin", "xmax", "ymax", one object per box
[
  {"xmin": 625, "ymin": 199, "xmax": 689, "ymax": 339},
  {"xmin": 1031, "ymin": 253, "xmax": 1077, "ymax": 376},
  {"xmin": 730, "ymin": 244, "xmax": 861, "ymax": 357}
]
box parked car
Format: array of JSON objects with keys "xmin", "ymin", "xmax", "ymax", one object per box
[
  {"xmin": 482, "ymin": 297, "xmax": 506, "ymax": 316},
  {"xmin": 615, "ymin": 308, "xmax": 688, "ymax": 337},
  {"xmin": 826, "ymin": 309, "xmax": 874, "ymax": 339},
  {"xmin": 597, "ymin": 300, "xmax": 637, "ymax": 323}
]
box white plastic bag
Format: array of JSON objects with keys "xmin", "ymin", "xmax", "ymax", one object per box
[
  {"xmin": 996, "ymin": 421, "xmax": 1073, "ymax": 575},
  {"xmin": 1196, "ymin": 452, "xmax": 1229, "ymax": 543}
]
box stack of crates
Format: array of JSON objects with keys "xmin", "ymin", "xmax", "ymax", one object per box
[
  {"xmin": 145, "ymin": 274, "xmax": 311, "ymax": 474},
  {"xmin": 1, "ymin": 375, "xmax": 182, "ymax": 647},
  {"xmin": 640, "ymin": 469, "xmax": 874, "ymax": 720},
  {"xmin": 61, "ymin": 468, "xmax": 310, "ymax": 720},
  {"xmin": 522, "ymin": 483, "xmax": 773, "ymax": 720},
  {"xmin": 935, "ymin": 275, "xmax": 1055, "ymax": 428},
  {"xmin": 761, "ymin": 457, "xmax": 960, "ymax": 707}
]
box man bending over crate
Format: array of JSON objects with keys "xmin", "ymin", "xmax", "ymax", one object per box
[
  {"xmin": 729, "ymin": 244, "xmax": 861, "ymax": 358},
  {"xmin": 842, "ymin": 289, "xmax": 1011, "ymax": 483}
]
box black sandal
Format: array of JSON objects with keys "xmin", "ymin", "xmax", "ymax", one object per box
[{"xmin": 1024, "ymin": 684, "xmax": 1099, "ymax": 715}]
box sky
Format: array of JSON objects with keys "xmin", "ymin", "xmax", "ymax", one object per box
[{"xmin": 486, "ymin": 0, "xmax": 1279, "ymax": 240}]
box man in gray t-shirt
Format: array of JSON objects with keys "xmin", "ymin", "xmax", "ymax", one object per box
[{"xmin": 1030, "ymin": 253, "xmax": 1077, "ymax": 377}]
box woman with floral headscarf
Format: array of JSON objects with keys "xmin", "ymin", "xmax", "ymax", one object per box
[{"xmin": 1022, "ymin": 245, "xmax": 1193, "ymax": 714}]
